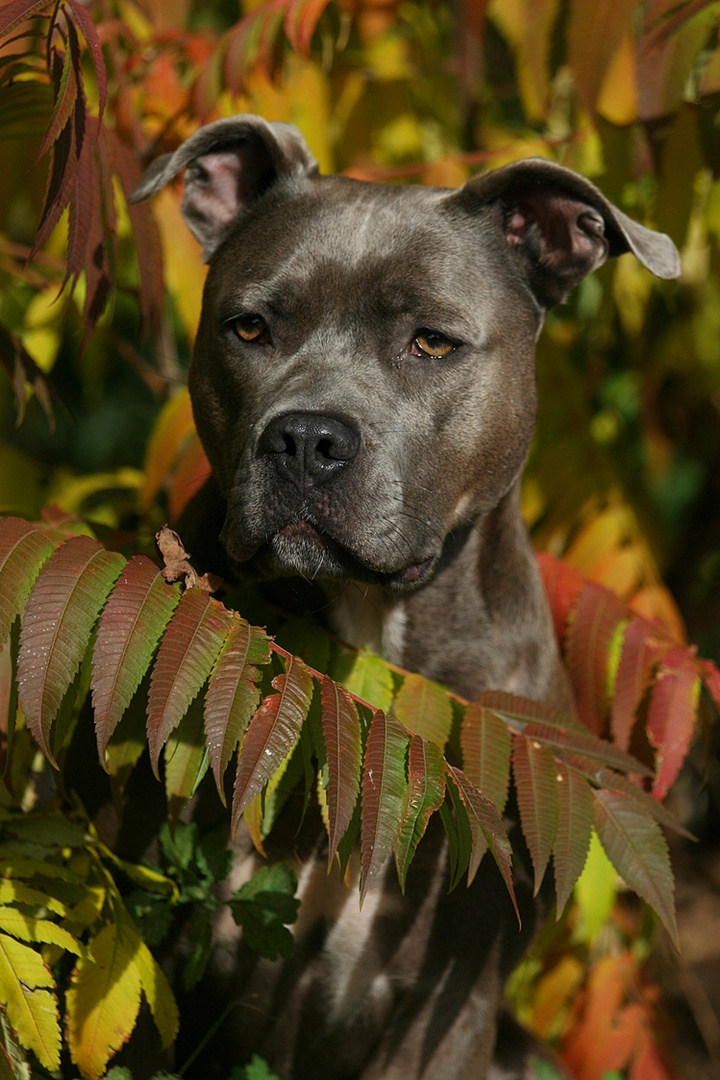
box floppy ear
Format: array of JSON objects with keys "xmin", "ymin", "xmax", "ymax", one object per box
[
  {"xmin": 127, "ymin": 115, "xmax": 319, "ymax": 260},
  {"xmin": 459, "ymin": 159, "xmax": 680, "ymax": 307}
]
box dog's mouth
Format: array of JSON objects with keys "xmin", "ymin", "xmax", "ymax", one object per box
[{"xmin": 226, "ymin": 518, "xmax": 435, "ymax": 591}]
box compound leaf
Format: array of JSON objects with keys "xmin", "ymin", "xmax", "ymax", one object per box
[
  {"xmin": 0, "ymin": 518, "xmax": 55, "ymax": 648},
  {"xmin": 360, "ymin": 709, "xmax": 409, "ymax": 904},
  {"xmin": 228, "ymin": 863, "xmax": 300, "ymax": 961},
  {"xmin": 512, "ymin": 735, "xmax": 558, "ymax": 895},
  {"xmin": 565, "ymin": 583, "xmax": 629, "ymax": 736},
  {"xmin": 320, "ymin": 675, "xmax": 362, "ymax": 864},
  {"xmin": 460, "ymin": 702, "xmax": 512, "ymax": 814},
  {"xmin": 394, "ymin": 735, "xmax": 445, "ymax": 889},
  {"xmin": 332, "ymin": 650, "xmax": 394, "ymax": 711},
  {"xmin": 554, "ymin": 761, "xmax": 594, "ymax": 915},
  {"xmin": 393, "ymin": 672, "xmax": 453, "ymax": 748},
  {"xmin": 0, "ymin": 932, "xmax": 60, "ymax": 1071},
  {"xmin": 647, "ymin": 645, "xmax": 700, "ymax": 800}
]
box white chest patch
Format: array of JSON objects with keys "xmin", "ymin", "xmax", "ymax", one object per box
[{"xmin": 330, "ymin": 587, "xmax": 406, "ymax": 665}]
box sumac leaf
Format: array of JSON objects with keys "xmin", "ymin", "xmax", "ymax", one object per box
[
  {"xmin": 393, "ymin": 672, "xmax": 452, "ymax": 748},
  {"xmin": 565, "ymin": 583, "xmax": 629, "ymax": 735},
  {"xmin": 65, "ymin": 0, "xmax": 108, "ymax": 121},
  {"xmin": 536, "ymin": 552, "xmax": 585, "ymax": 647},
  {"xmin": 554, "ymin": 761, "xmax": 594, "ymax": 915},
  {"xmin": 460, "ymin": 701, "xmax": 512, "ymax": 814},
  {"xmin": 231, "ymin": 656, "xmax": 313, "ymax": 832},
  {"xmin": 165, "ymin": 696, "xmax": 208, "ymax": 828},
  {"xmin": 512, "ymin": 735, "xmax": 558, "ymax": 895},
  {"xmin": 0, "ymin": 518, "xmax": 56, "ymax": 647},
  {"xmin": 394, "ymin": 735, "xmax": 445, "ymax": 889},
  {"xmin": 36, "ymin": 38, "xmax": 77, "ymax": 161},
  {"xmin": 147, "ymin": 589, "xmax": 234, "ymax": 777},
  {"xmin": 204, "ymin": 619, "xmax": 271, "ymax": 803},
  {"xmin": 92, "ymin": 555, "xmax": 181, "ymax": 762},
  {"xmin": 647, "ymin": 645, "xmax": 700, "ymax": 800},
  {"xmin": 320, "ymin": 675, "xmax": 362, "ymax": 864},
  {"xmin": 0, "ymin": 932, "xmax": 60, "ymax": 1071},
  {"xmin": 0, "ymin": 0, "xmax": 54, "ymax": 40},
  {"xmin": 360, "ymin": 709, "xmax": 409, "ymax": 904},
  {"xmin": 564, "ymin": 758, "xmax": 693, "ymax": 839},
  {"xmin": 593, "ymin": 789, "xmax": 678, "ymax": 948},
  {"xmin": 447, "ymin": 765, "xmax": 518, "ymax": 921},
  {"xmin": 479, "ymin": 690, "xmax": 586, "ymax": 733},
  {"xmin": 284, "ymin": 0, "xmax": 333, "ymax": 54},
  {"xmin": 333, "ymin": 650, "xmax": 394, "ymax": 711},
  {"xmin": 520, "ymin": 722, "xmax": 652, "ymax": 777},
  {"xmin": 611, "ymin": 617, "xmax": 669, "ymax": 751},
  {"xmin": 568, "ymin": 0, "xmax": 632, "ymax": 114},
  {"xmin": 17, "ymin": 536, "xmax": 124, "ymax": 762}
]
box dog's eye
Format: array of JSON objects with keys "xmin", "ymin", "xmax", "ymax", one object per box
[
  {"xmin": 233, "ymin": 314, "xmax": 270, "ymax": 344},
  {"xmin": 412, "ymin": 330, "xmax": 456, "ymax": 358}
]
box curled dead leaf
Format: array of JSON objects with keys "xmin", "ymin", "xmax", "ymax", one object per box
[{"xmin": 155, "ymin": 525, "xmax": 222, "ymax": 594}]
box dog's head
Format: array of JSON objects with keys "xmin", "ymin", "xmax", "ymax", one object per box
[{"xmin": 131, "ymin": 116, "xmax": 678, "ymax": 591}]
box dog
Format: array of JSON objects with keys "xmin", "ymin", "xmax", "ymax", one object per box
[{"xmin": 130, "ymin": 115, "xmax": 679, "ymax": 1080}]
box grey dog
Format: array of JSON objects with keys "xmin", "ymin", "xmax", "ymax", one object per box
[{"xmin": 130, "ymin": 115, "xmax": 679, "ymax": 1080}]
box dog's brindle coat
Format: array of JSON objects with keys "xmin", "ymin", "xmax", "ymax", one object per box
[{"xmin": 130, "ymin": 117, "xmax": 679, "ymax": 1080}]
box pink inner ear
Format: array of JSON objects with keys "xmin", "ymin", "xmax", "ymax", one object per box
[
  {"xmin": 191, "ymin": 152, "xmax": 245, "ymax": 229},
  {"xmin": 505, "ymin": 193, "xmax": 605, "ymax": 272}
]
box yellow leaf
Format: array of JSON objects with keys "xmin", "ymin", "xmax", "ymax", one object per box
[
  {"xmin": 0, "ymin": 911, "xmax": 82, "ymax": 956},
  {"xmin": 152, "ymin": 189, "xmax": 207, "ymax": 340},
  {"xmin": 572, "ymin": 830, "xmax": 617, "ymax": 943},
  {"xmin": 0, "ymin": 933, "xmax": 60, "ymax": 1071},
  {"xmin": 529, "ymin": 953, "xmax": 585, "ymax": 1039},
  {"xmin": 132, "ymin": 935, "xmax": 179, "ymax": 1049},
  {"xmin": 66, "ymin": 923, "xmax": 143, "ymax": 1080},
  {"xmin": 597, "ymin": 34, "xmax": 638, "ymax": 125},
  {"xmin": 0, "ymin": 880, "xmax": 66, "ymax": 917},
  {"xmin": 141, "ymin": 389, "xmax": 196, "ymax": 511}
]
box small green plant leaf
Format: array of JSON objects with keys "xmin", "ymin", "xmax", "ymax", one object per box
[
  {"xmin": 0, "ymin": 518, "xmax": 56, "ymax": 648},
  {"xmin": 360, "ymin": 709, "xmax": 409, "ymax": 903},
  {"xmin": 231, "ymin": 657, "xmax": 313, "ymax": 831},
  {"xmin": 228, "ymin": 863, "xmax": 300, "ymax": 961},
  {"xmin": 320, "ymin": 674, "xmax": 363, "ymax": 864},
  {"xmin": 17, "ymin": 536, "xmax": 125, "ymax": 763},
  {"xmin": 92, "ymin": 555, "xmax": 181, "ymax": 761},
  {"xmin": 393, "ymin": 672, "xmax": 453, "ymax": 747},
  {"xmin": 394, "ymin": 735, "xmax": 445, "ymax": 889},
  {"xmin": 513, "ymin": 735, "xmax": 559, "ymax": 896},
  {"xmin": 147, "ymin": 588, "xmax": 234, "ymax": 777},
  {"xmin": 553, "ymin": 761, "xmax": 594, "ymax": 915}
]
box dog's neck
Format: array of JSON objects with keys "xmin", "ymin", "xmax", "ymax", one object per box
[{"xmin": 330, "ymin": 483, "xmax": 570, "ymax": 708}]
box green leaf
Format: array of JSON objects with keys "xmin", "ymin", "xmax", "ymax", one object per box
[
  {"xmin": 393, "ymin": 672, "xmax": 453, "ymax": 748},
  {"xmin": 394, "ymin": 735, "xmax": 445, "ymax": 890},
  {"xmin": 91, "ymin": 555, "xmax": 181, "ymax": 761},
  {"xmin": 164, "ymin": 695, "xmax": 209, "ymax": 827},
  {"xmin": 593, "ymin": 789, "xmax": 678, "ymax": 948},
  {"xmin": 320, "ymin": 675, "xmax": 362, "ymax": 864},
  {"xmin": 147, "ymin": 589, "xmax": 234, "ymax": 777},
  {"xmin": 360, "ymin": 709, "xmax": 409, "ymax": 904},
  {"xmin": 553, "ymin": 762, "xmax": 593, "ymax": 915},
  {"xmin": 233, "ymin": 1053, "xmax": 281, "ymax": 1080},
  {"xmin": 0, "ymin": 910, "xmax": 82, "ymax": 955},
  {"xmin": 332, "ymin": 650, "xmax": 394, "ymax": 711},
  {"xmin": 231, "ymin": 657, "xmax": 313, "ymax": 832},
  {"xmin": 228, "ymin": 863, "xmax": 299, "ymax": 961},
  {"xmin": 513, "ymin": 736, "xmax": 558, "ymax": 896},
  {"xmin": 460, "ymin": 702, "xmax": 512, "ymax": 814},
  {"xmin": 0, "ymin": 932, "xmax": 60, "ymax": 1071},
  {"xmin": 204, "ymin": 619, "xmax": 271, "ymax": 803},
  {"xmin": 131, "ymin": 930, "xmax": 179, "ymax": 1048},
  {"xmin": 17, "ymin": 536, "xmax": 125, "ymax": 763},
  {"xmin": 0, "ymin": 518, "xmax": 55, "ymax": 648}
]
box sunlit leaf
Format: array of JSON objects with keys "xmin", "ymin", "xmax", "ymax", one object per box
[
  {"xmin": 393, "ymin": 672, "xmax": 452, "ymax": 748},
  {"xmin": 647, "ymin": 645, "xmax": 700, "ymax": 800},
  {"xmin": 92, "ymin": 556, "xmax": 181, "ymax": 761},
  {"xmin": 204, "ymin": 619, "xmax": 271, "ymax": 802},
  {"xmin": 512, "ymin": 735, "xmax": 558, "ymax": 895},
  {"xmin": 17, "ymin": 536, "xmax": 124, "ymax": 763},
  {"xmin": 460, "ymin": 702, "xmax": 512, "ymax": 814},
  {"xmin": 567, "ymin": 0, "xmax": 633, "ymax": 113},
  {"xmin": 284, "ymin": 0, "xmax": 333, "ymax": 54},
  {"xmin": 146, "ymin": 588, "xmax": 234, "ymax": 777},
  {"xmin": 66, "ymin": 923, "xmax": 142, "ymax": 1080},
  {"xmin": 360, "ymin": 709, "xmax": 409, "ymax": 904},
  {"xmin": 141, "ymin": 391, "xmax": 197, "ymax": 512},
  {"xmin": 132, "ymin": 935, "xmax": 179, "ymax": 1049},
  {"xmin": 394, "ymin": 735, "xmax": 445, "ymax": 889},
  {"xmin": 0, "ymin": 518, "xmax": 55, "ymax": 647},
  {"xmin": 332, "ymin": 650, "xmax": 394, "ymax": 711},
  {"xmin": 0, "ymin": 933, "xmax": 59, "ymax": 1071},
  {"xmin": 553, "ymin": 761, "xmax": 593, "ymax": 915},
  {"xmin": 593, "ymin": 789, "xmax": 678, "ymax": 948},
  {"xmin": 536, "ymin": 553, "xmax": 586, "ymax": 650},
  {"xmin": 320, "ymin": 675, "xmax": 362, "ymax": 864},
  {"xmin": 611, "ymin": 617, "xmax": 669, "ymax": 751},
  {"xmin": 565, "ymin": 583, "xmax": 628, "ymax": 736},
  {"xmin": 231, "ymin": 657, "xmax": 313, "ymax": 831},
  {"xmin": 0, "ymin": 910, "xmax": 81, "ymax": 956}
]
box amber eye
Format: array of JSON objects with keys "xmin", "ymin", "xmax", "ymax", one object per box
[
  {"xmin": 233, "ymin": 314, "xmax": 270, "ymax": 344},
  {"xmin": 413, "ymin": 329, "xmax": 456, "ymax": 358}
]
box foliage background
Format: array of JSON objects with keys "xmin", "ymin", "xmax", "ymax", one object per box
[{"xmin": 1, "ymin": 1, "xmax": 720, "ymax": 1079}]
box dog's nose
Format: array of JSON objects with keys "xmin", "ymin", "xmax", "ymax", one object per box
[{"xmin": 259, "ymin": 412, "xmax": 360, "ymax": 489}]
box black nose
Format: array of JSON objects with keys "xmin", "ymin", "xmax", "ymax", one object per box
[{"xmin": 259, "ymin": 412, "xmax": 360, "ymax": 490}]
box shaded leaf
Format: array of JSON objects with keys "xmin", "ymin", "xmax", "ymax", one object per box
[
  {"xmin": 567, "ymin": 0, "xmax": 633, "ymax": 114},
  {"xmin": 571, "ymin": 761, "xmax": 692, "ymax": 839},
  {"xmin": 17, "ymin": 536, "xmax": 124, "ymax": 763},
  {"xmin": 231, "ymin": 657, "xmax": 313, "ymax": 831},
  {"xmin": 165, "ymin": 695, "xmax": 209, "ymax": 827},
  {"xmin": 131, "ymin": 935, "xmax": 179, "ymax": 1049},
  {"xmin": 36, "ymin": 36, "xmax": 77, "ymax": 161},
  {"xmin": 65, "ymin": 0, "xmax": 108, "ymax": 121},
  {"xmin": 479, "ymin": 690, "xmax": 586, "ymax": 733},
  {"xmin": 446, "ymin": 766, "xmax": 518, "ymax": 921},
  {"xmin": 66, "ymin": 923, "xmax": 142, "ymax": 1080},
  {"xmin": 393, "ymin": 672, "xmax": 452, "ymax": 748},
  {"xmin": 536, "ymin": 552, "xmax": 585, "ymax": 648},
  {"xmin": 0, "ymin": 0, "xmax": 54, "ymax": 40},
  {"xmin": 565, "ymin": 583, "xmax": 629, "ymax": 735},
  {"xmin": 394, "ymin": 735, "xmax": 445, "ymax": 889},
  {"xmin": 460, "ymin": 701, "xmax": 512, "ymax": 813},
  {"xmin": 284, "ymin": 0, "xmax": 333, "ymax": 54},
  {"xmin": 92, "ymin": 556, "xmax": 181, "ymax": 761},
  {"xmin": 0, "ymin": 910, "xmax": 81, "ymax": 956},
  {"xmin": 141, "ymin": 391, "xmax": 196, "ymax": 511},
  {"xmin": 647, "ymin": 646, "xmax": 700, "ymax": 800},
  {"xmin": 332, "ymin": 649, "xmax": 394, "ymax": 711},
  {"xmin": 520, "ymin": 722, "xmax": 652, "ymax": 777},
  {"xmin": 512, "ymin": 736, "xmax": 558, "ymax": 895},
  {"xmin": 611, "ymin": 617, "xmax": 669, "ymax": 751},
  {"xmin": 146, "ymin": 588, "xmax": 234, "ymax": 777},
  {"xmin": 360, "ymin": 709, "xmax": 409, "ymax": 904},
  {"xmin": 0, "ymin": 325, "xmax": 56, "ymax": 430},
  {"xmin": 0, "ymin": 933, "xmax": 59, "ymax": 1071},
  {"xmin": 0, "ymin": 518, "xmax": 55, "ymax": 648},
  {"xmin": 204, "ymin": 619, "xmax": 271, "ymax": 802},
  {"xmin": 593, "ymin": 789, "xmax": 678, "ymax": 948},
  {"xmin": 320, "ymin": 675, "xmax": 362, "ymax": 864},
  {"xmin": 553, "ymin": 761, "xmax": 593, "ymax": 915},
  {"xmin": 229, "ymin": 862, "xmax": 299, "ymax": 961}
]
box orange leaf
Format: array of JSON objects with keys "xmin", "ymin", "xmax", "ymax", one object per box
[{"xmin": 647, "ymin": 645, "xmax": 700, "ymax": 800}]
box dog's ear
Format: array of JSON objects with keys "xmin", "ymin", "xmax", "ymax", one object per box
[
  {"xmin": 459, "ymin": 159, "xmax": 680, "ymax": 307},
  {"xmin": 128, "ymin": 115, "xmax": 318, "ymax": 259}
]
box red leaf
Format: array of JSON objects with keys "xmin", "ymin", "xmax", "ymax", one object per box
[
  {"xmin": 146, "ymin": 589, "xmax": 234, "ymax": 776},
  {"xmin": 0, "ymin": 518, "xmax": 56, "ymax": 647},
  {"xmin": 36, "ymin": 39, "xmax": 77, "ymax": 161},
  {"xmin": 565, "ymin": 583, "xmax": 629, "ymax": 735},
  {"xmin": 284, "ymin": 0, "xmax": 332, "ymax": 54},
  {"xmin": 64, "ymin": 118, "xmax": 95, "ymax": 285},
  {"xmin": 611, "ymin": 617, "xmax": 669, "ymax": 751},
  {"xmin": 360, "ymin": 709, "xmax": 409, "ymax": 904},
  {"xmin": 231, "ymin": 656, "xmax": 313, "ymax": 831},
  {"xmin": 536, "ymin": 552, "xmax": 585, "ymax": 648},
  {"xmin": 65, "ymin": 0, "xmax": 108, "ymax": 122},
  {"xmin": 17, "ymin": 536, "xmax": 125, "ymax": 762},
  {"xmin": 700, "ymin": 658, "xmax": 720, "ymax": 711},
  {"xmin": 447, "ymin": 765, "xmax": 519, "ymax": 921},
  {"xmin": 393, "ymin": 672, "xmax": 453, "ymax": 748},
  {"xmin": 320, "ymin": 675, "xmax": 362, "ymax": 864},
  {"xmin": 204, "ymin": 619, "xmax": 271, "ymax": 802},
  {"xmin": 91, "ymin": 555, "xmax": 181, "ymax": 761},
  {"xmin": 647, "ymin": 645, "xmax": 700, "ymax": 800},
  {"xmin": 394, "ymin": 735, "xmax": 445, "ymax": 889},
  {"xmin": 554, "ymin": 761, "xmax": 593, "ymax": 915},
  {"xmin": 0, "ymin": 0, "xmax": 53, "ymax": 39},
  {"xmin": 460, "ymin": 701, "xmax": 512, "ymax": 814},
  {"xmin": 521, "ymin": 722, "xmax": 652, "ymax": 777},
  {"xmin": 512, "ymin": 735, "xmax": 558, "ymax": 895}
]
